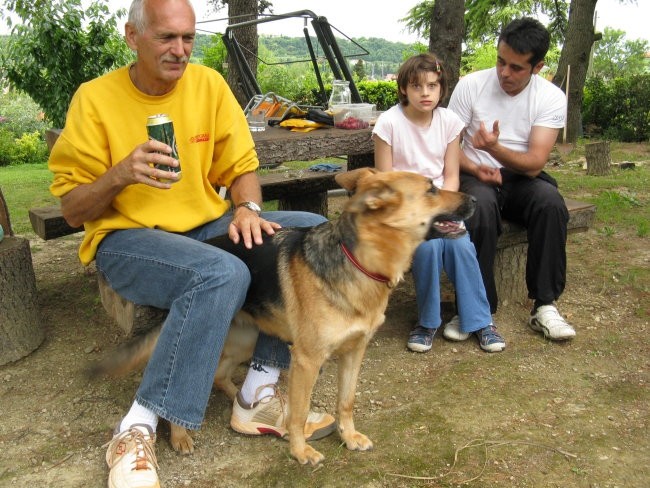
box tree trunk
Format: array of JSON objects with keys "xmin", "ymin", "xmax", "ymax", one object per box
[
  {"xmin": 227, "ymin": 0, "xmax": 259, "ymax": 108},
  {"xmin": 552, "ymin": 0, "xmax": 598, "ymax": 143},
  {"xmin": 428, "ymin": 0, "xmax": 465, "ymax": 107},
  {"xmin": 585, "ymin": 141, "xmax": 611, "ymax": 175},
  {"xmin": 0, "ymin": 237, "xmax": 44, "ymax": 365}
]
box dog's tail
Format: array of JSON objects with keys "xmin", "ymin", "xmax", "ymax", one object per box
[{"xmin": 86, "ymin": 325, "xmax": 161, "ymax": 378}]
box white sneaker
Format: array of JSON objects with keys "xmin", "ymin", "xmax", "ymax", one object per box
[
  {"xmin": 443, "ymin": 316, "xmax": 470, "ymax": 341},
  {"xmin": 105, "ymin": 424, "xmax": 159, "ymax": 488},
  {"xmin": 528, "ymin": 305, "xmax": 576, "ymax": 340}
]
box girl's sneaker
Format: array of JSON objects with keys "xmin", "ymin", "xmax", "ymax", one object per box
[
  {"xmin": 475, "ymin": 325, "xmax": 506, "ymax": 353},
  {"xmin": 406, "ymin": 325, "xmax": 437, "ymax": 352}
]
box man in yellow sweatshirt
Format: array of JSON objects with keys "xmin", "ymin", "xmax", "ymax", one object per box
[{"xmin": 49, "ymin": 1, "xmax": 334, "ymax": 486}]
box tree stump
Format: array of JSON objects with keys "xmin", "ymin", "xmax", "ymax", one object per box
[
  {"xmin": 0, "ymin": 237, "xmax": 44, "ymax": 366},
  {"xmin": 585, "ymin": 141, "xmax": 611, "ymax": 175}
]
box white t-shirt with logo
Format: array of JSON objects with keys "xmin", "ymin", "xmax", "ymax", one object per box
[
  {"xmin": 372, "ymin": 104, "xmax": 465, "ymax": 189},
  {"xmin": 448, "ymin": 67, "xmax": 567, "ymax": 169}
]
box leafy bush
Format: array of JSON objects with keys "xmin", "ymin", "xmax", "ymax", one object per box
[
  {"xmin": 583, "ymin": 75, "xmax": 650, "ymax": 142},
  {"xmin": 0, "ymin": 91, "xmax": 48, "ymax": 138},
  {"xmin": 0, "ymin": 128, "xmax": 48, "ymax": 166},
  {"xmin": 357, "ymin": 80, "xmax": 398, "ymax": 111},
  {"xmin": 1, "ymin": 0, "xmax": 133, "ymax": 128},
  {"xmin": 13, "ymin": 131, "xmax": 49, "ymax": 165}
]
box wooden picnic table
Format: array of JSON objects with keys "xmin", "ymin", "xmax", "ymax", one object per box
[
  {"xmin": 253, "ymin": 123, "xmax": 373, "ymax": 168},
  {"xmin": 31, "ymin": 125, "xmax": 375, "ymax": 240}
]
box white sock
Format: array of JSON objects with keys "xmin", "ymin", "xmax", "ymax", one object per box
[
  {"xmin": 119, "ymin": 400, "xmax": 159, "ymax": 434},
  {"xmin": 240, "ymin": 363, "xmax": 280, "ymax": 404}
]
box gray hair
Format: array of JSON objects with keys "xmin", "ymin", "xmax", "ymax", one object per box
[
  {"xmin": 128, "ymin": 0, "xmax": 195, "ymax": 34},
  {"xmin": 128, "ymin": 0, "xmax": 147, "ymax": 34}
]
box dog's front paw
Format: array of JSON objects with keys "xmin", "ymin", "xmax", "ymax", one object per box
[
  {"xmin": 291, "ymin": 444, "xmax": 325, "ymax": 465},
  {"xmin": 169, "ymin": 424, "xmax": 194, "ymax": 455},
  {"xmin": 342, "ymin": 431, "xmax": 373, "ymax": 452}
]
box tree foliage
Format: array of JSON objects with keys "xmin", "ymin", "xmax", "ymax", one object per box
[
  {"xmin": 583, "ymin": 75, "xmax": 650, "ymax": 142},
  {"xmin": 403, "ymin": 0, "xmax": 568, "ymax": 47},
  {"xmin": 591, "ymin": 27, "xmax": 649, "ymax": 80},
  {"xmin": 1, "ymin": 0, "xmax": 132, "ymax": 128}
]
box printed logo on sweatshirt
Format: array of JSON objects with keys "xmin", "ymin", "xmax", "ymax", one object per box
[{"xmin": 190, "ymin": 133, "xmax": 210, "ymax": 143}]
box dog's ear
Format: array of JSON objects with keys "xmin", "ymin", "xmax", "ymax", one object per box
[
  {"xmin": 346, "ymin": 180, "xmax": 400, "ymax": 213},
  {"xmin": 335, "ymin": 167, "xmax": 379, "ymax": 192}
]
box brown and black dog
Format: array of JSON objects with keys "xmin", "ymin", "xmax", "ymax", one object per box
[{"xmin": 90, "ymin": 167, "xmax": 475, "ymax": 465}]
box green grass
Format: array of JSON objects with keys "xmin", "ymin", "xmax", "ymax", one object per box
[
  {"xmin": 0, "ymin": 163, "xmax": 58, "ymax": 234},
  {"xmin": 548, "ymin": 158, "xmax": 649, "ymax": 238}
]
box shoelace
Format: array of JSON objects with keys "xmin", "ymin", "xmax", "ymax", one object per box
[
  {"xmin": 479, "ymin": 325, "xmax": 502, "ymax": 343},
  {"xmin": 538, "ymin": 308, "xmax": 567, "ymax": 327},
  {"xmin": 252, "ymin": 383, "xmax": 287, "ymax": 424},
  {"xmin": 105, "ymin": 428, "xmax": 159, "ymax": 471}
]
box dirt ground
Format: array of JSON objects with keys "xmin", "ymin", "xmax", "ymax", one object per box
[{"xmin": 0, "ymin": 188, "xmax": 648, "ymax": 487}]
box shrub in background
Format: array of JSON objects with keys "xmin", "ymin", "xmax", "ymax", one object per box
[
  {"xmin": 0, "ymin": 91, "xmax": 49, "ymax": 165},
  {"xmin": 357, "ymin": 80, "xmax": 398, "ymax": 111},
  {"xmin": 0, "ymin": 128, "xmax": 48, "ymax": 166},
  {"xmin": 583, "ymin": 74, "xmax": 650, "ymax": 142},
  {"xmin": 0, "ymin": 91, "xmax": 48, "ymax": 138}
]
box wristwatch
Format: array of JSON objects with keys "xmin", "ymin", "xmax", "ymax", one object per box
[{"xmin": 236, "ymin": 201, "xmax": 262, "ymax": 216}]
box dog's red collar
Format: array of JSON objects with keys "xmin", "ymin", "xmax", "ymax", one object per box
[{"xmin": 340, "ymin": 242, "xmax": 391, "ymax": 285}]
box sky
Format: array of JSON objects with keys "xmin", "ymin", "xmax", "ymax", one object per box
[{"xmin": 2, "ymin": 0, "xmax": 649, "ymax": 43}]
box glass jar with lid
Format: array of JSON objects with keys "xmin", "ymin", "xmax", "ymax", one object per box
[{"xmin": 328, "ymin": 79, "xmax": 351, "ymax": 109}]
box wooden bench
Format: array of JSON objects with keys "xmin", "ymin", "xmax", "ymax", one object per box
[
  {"xmin": 33, "ymin": 126, "xmax": 596, "ymax": 334},
  {"xmin": 29, "ymin": 192, "xmax": 596, "ymax": 336}
]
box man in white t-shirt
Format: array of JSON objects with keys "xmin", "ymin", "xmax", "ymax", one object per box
[{"xmin": 448, "ymin": 17, "xmax": 576, "ymax": 341}]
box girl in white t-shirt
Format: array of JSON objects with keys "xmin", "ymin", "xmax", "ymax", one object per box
[{"xmin": 372, "ymin": 53, "xmax": 505, "ymax": 353}]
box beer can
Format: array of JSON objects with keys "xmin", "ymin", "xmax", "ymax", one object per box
[{"xmin": 146, "ymin": 113, "xmax": 181, "ymax": 182}]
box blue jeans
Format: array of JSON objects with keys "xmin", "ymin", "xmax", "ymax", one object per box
[
  {"xmin": 411, "ymin": 234, "xmax": 492, "ymax": 333},
  {"xmin": 95, "ymin": 210, "xmax": 327, "ymax": 430}
]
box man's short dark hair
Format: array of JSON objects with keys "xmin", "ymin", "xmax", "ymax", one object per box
[{"xmin": 499, "ymin": 17, "xmax": 550, "ymax": 67}]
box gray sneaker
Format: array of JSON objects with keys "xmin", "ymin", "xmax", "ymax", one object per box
[
  {"xmin": 407, "ymin": 325, "xmax": 437, "ymax": 352},
  {"xmin": 474, "ymin": 325, "xmax": 506, "ymax": 353}
]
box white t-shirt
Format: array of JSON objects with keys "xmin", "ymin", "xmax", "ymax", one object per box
[
  {"xmin": 448, "ymin": 67, "xmax": 567, "ymax": 169},
  {"xmin": 372, "ymin": 104, "xmax": 465, "ymax": 188}
]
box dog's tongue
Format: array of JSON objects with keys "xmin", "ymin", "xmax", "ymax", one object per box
[{"xmin": 433, "ymin": 221, "xmax": 463, "ymax": 234}]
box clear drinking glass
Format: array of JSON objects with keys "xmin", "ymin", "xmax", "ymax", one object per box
[{"xmin": 247, "ymin": 111, "xmax": 266, "ymax": 132}]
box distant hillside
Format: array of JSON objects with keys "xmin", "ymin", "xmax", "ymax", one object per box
[{"xmin": 193, "ymin": 33, "xmax": 419, "ymax": 79}]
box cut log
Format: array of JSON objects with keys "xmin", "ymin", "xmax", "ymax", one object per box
[
  {"xmin": 0, "ymin": 237, "xmax": 44, "ymax": 365},
  {"xmin": 586, "ymin": 141, "xmax": 611, "ymax": 175}
]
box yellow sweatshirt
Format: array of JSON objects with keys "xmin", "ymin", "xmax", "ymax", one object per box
[{"xmin": 49, "ymin": 64, "xmax": 259, "ymax": 265}]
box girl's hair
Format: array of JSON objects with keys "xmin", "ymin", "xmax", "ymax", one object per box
[{"xmin": 396, "ymin": 53, "xmax": 448, "ymax": 107}]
